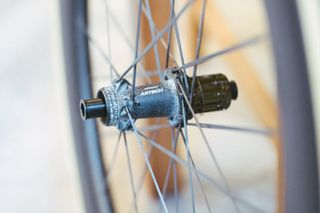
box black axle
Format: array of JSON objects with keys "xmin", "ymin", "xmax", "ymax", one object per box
[{"xmin": 80, "ymin": 98, "xmax": 106, "ymax": 120}]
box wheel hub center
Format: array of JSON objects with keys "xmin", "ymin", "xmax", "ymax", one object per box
[{"xmin": 80, "ymin": 69, "xmax": 238, "ymax": 130}]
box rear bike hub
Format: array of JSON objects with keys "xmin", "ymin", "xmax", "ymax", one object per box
[{"xmin": 80, "ymin": 69, "xmax": 238, "ymax": 130}]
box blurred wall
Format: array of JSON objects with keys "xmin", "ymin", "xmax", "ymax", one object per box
[{"xmin": 0, "ymin": 0, "xmax": 81, "ymax": 212}]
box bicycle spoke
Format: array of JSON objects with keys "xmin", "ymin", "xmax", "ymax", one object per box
[
  {"xmin": 137, "ymin": 0, "xmax": 184, "ymax": 76},
  {"xmin": 171, "ymin": 127, "xmax": 179, "ymax": 213},
  {"xmin": 129, "ymin": 124, "xmax": 161, "ymax": 213},
  {"xmin": 102, "ymin": 0, "xmax": 113, "ymax": 82},
  {"xmin": 179, "ymin": 128, "xmax": 212, "ymax": 213},
  {"xmin": 156, "ymin": 125, "xmax": 181, "ymax": 213},
  {"xmin": 118, "ymin": 0, "xmax": 195, "ymax": 81},
  {"xmin": 189, "ymin": 0, "xmax": 207, "ymax": 103},
  {"xmin": 92, "ymin": 69, "xmax": 157, "ymax": 84},
  {"xmin": 165, "ymin": 0, "xmax": 175, "ymax": 68},
  {"xmin": 138, "ymin": 131, "xmax": 264, "ymax": 212},
  {"xmin": 132, "ymin": 0, "xmax": 143, "ymax": 99},
  {"xmin": 105, "ymin": 131, "xmax": 122, "ymax": 183},
  {"xmin": 173, "ymin": 35, "xmax": 266, "ymax": 71},
  {"xmin": 181, "ymin": 105, "xmax": 196, "ymax": 213},
  {"xmin": 138, "ymin": 132, "xmax": 220, "ymax": 190},
  {"xmin": 139, "ymin": 124, "xmax": 171, "ymax": 133},
  {"xmin": 177, "ymin": 81, "xmax": 240, "ymax": 213},
  {"xmin": 188, "ymin": 123, "xmax": 275, "ymax": 136},
  {"xmin": 105, "ymin": 3, "xmax": 153, "ymax": 84},
  {"xmin": 143, "ymin": 0, "xmax": 161, "ymax": 75},
  {"xmin": 125, "ymin": 107, "xmax": 169, "ymax": 213},
  {"xmin": 104, "ymin": 1, "xmax": 134, "ymax": 49},
  {"xmin": 140, "ymin": 0, "xmax": 180, "ymax": 69},
  {"xmin": 123, "ymin": 131, "xmax": 139, "ymax": 213},
  {"xmin": 98, "ymin": 0, "xmax": 180, "ymax": 76},
  {"xmin": 128, "ymin": 145, "xmax": 153, "ymax": 213},
  {"xmin": 170, "ymin": 6, "xmax": 190, "ymax": 94},
  {"xmin": 85, "ymin": 30, "xmax": 120, "ymax": 77},
  {"xmin": 77, "ymin": 17, "xmax": 120, "ymax": 77},
  {"xmin": 181, "ymin": 104, "xmax": 212, "ymax": 212}
]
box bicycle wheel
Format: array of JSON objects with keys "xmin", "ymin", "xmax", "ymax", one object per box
[{"xmin": 58, "ymin": 0, "xmax": 318, "ymax": 212}]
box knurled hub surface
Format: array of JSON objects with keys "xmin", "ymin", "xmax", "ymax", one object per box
[{"xmin": 98, "ymin": 79, "xmax": 133, "ymax": 130}]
